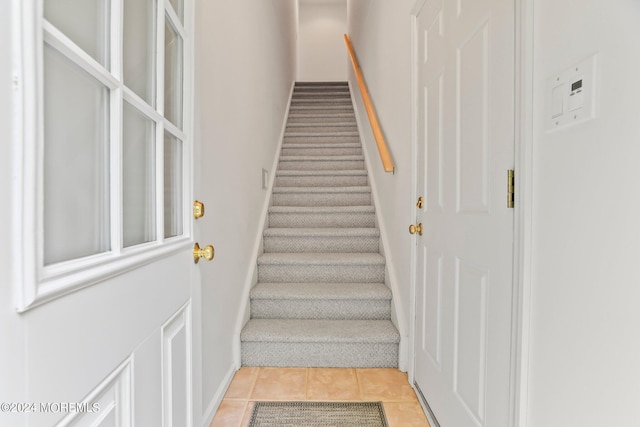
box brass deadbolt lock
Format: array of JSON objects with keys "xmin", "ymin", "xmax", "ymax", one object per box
[{"xmin": 193, "ymin": 200, "xmax": 205, "ymax": 219}]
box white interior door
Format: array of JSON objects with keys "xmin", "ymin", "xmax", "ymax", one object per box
[
  {"xmin": 9, "ymin": 1, "xmax": 198, "ymax": 425},
  {"xmin": 412, "ymin": 0, "xmax": 515, "ymax": 425}
]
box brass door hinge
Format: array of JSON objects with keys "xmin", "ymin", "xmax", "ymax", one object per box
[{"xmin": 507, "ymin": 169, "xmax": 515, "ymax": 209}]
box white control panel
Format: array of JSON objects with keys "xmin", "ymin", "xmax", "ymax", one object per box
[{"xmin": 546, "ymin": 54, "xmax": 598, "ymax": 131}]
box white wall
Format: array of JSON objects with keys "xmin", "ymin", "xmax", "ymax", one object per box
[
  {"xmin": 347, "ymin": 0, "xmax": 415, "ymax": 369},
  {"xmin": 298, "ymin": 0, "xmax": 348, "ymax": 81},
  {"xmin": 526, "ymin": 1, "xmax": 640, "ymax": 425},
  {"xmin": 193, "ymin": 0, "xmax": 297, "ymax": 424}
]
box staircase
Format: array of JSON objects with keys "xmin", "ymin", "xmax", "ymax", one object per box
[{"xmin": 240, "ymin": 82, "xmax": 400, "ymax": 368}]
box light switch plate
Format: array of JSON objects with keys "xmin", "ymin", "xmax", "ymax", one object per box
[{"xmin": 546, "ymin": 54, "xmax": 598, "ymax": 131}]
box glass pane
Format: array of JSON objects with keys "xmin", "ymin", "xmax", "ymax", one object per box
[
  {"xmin": 43, "ymin": 45, "xmax": 110, "ymax": 265},
  {"xmin": 164, "ymin": 18, "xmax": 183, "ymax": 129},
  {"xmin": 44, "ymin": 0, "xmax": 110, "ymax": 67},
  {"xmin": 164, "ymin": 132, "xmax": 183, "ymax": 238},
  {"xmin": 168, "ymin": 0, "xmax": 184, "ymax": 22},
  {"xmin": 123, "ymin": 0, "xmax": 155, "ymax": 105},
  {"xmin": 123, "ymin": 102, "xmax": 156, "ymax": 247}
]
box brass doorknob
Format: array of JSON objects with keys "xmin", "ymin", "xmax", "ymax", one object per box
[
  {"xmin": 193, "ymin": 242, "xmax": 215, "ymax": 263},
  {"xmin": 409, "ymin": 223, "xmax": 423, "ymax": 236}
]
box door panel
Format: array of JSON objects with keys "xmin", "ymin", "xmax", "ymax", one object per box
[
  {"xmin": 163, "ymin": 305, "xmax": 192, "ymax": 427},
  {"xmin": 12, "ymin": 1, "xmax": 196, "ymax": 426},
  {"xmin": 413, "ymin": 0, "xmax": 514, "ymax": 425},
  {"xmin": 421, "ymin": 248, "xmax": 443, "ymax": 367},
  {"xmin": 457, "ymin": 23, "xmax": 489, "ymax": 214},
  {"xmin": 453, "ymin": 259, "xmax": 488, "ymax": 423}
]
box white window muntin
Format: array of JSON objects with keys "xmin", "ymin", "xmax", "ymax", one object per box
[{"xmin": 14, "ymin": 0, "xmax": 192, "ymax": 311}]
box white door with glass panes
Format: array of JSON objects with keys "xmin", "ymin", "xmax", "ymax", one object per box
[
  {"xmin": 11, "ymin": 0, "xmax": 200, "ymax": 425},
  {"xmin": 412, "ymin": 0, "xmax": 515, "ymax": 426}
]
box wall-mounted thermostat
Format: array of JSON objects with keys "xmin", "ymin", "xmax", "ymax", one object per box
[{"xmin": 546, "ymin": 54, "xmax": 598, "ymax": 131}]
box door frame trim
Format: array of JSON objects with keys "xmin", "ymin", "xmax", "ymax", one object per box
[
  {"xmin": 509, "ymin": 0, "xmax": 534, "ymax": 424},
  {"xmin": 408, "ymin": 0, "xmax": 535, "ymax": 425}
]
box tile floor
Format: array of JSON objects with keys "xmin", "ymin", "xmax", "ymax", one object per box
[{"xmin": 210, "ymin": 367, "xmax": 430, "ymax": 427}]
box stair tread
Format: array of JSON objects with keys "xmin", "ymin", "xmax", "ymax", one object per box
[
  {"xmin": 276, "ymin": 169, "xmax": 367, "ymax": 176},
  {"xmin": 289, "ymin": 104, "xmax": 353, "ymax": 111},
  {"xmin": 280, "ymin": 155, "xmax": 364, "ymax": 161},
  {"xmin": 241, "ymin": 319, "xmax": 399, "ymax": 343},
  {"xmin": 264, "ymin": 227, "xmax": 378, "ymax": 237},
  {"xmin": 251, "ymin": 282, "xmax": 391, "ymax": 300},
  {"xmin": 282, "ymin": 142, "xmax": 361, "ymax": 148},
  {"xmin": 258, "ymin": 252, "xmax": 384, "ymax": 265},
  {"xmin": 287, "ymin": 118, "xmax": 357, "ymax": 128},
  {"xmin": 285, "ymin": 131, "xmax": 359, "ymax": 136},
  {"xmin": 272, "ymin": 186, "xmax": 370, "ymax": 194},
  {"xmin": 295, "ymin": 81, "xmax": 348, "ymax": 85},
  {"xmin": 288, "ymin": 112, "xmax": 355, "ymax": 116},
  {"xmin": 269, "ymin": 205, "xmax": 374, "ymax": 213}
]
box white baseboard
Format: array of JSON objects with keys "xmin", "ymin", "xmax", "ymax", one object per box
[
  {"xmin": 231, "ymin": 80, "xmax": 296, "ymax": 367},
  {"xmin": 347, "ymin": 80, "xmax": 409, "ymax": 372},
  {"xmin": 201, "ymin": 363, "xmax": 237, "ymax": 427}
]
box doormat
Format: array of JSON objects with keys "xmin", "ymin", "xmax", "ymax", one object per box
[{"xmin": 248, "ymin": 401, "xmax": 389, "ymax": 427}]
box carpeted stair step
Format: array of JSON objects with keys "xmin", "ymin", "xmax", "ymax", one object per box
[
  {"xmin": 275, "ymin": 170, "xmax": 368, "ymax": 187},
  {"xmin": 281, "ymin": 143, "xmax": 362, "ymax": 157},
  {"xmin": 283, "ymin": 135, "xmax": 361, "ymax": 145},
  {"xmin": 285, "ymin": 130, "xmax": 359, "ymax": 138},
  {"xmin": 271, "ymin": 186, "xmax": 371, "ymax": 207},
  {"xmin": 292, "ymin": 92, "xmax": 351, "ymax": 99},
  {"xmin": 257, "ymin": 252, "xmax": 385, "ymax": 283},
  {"xmin": 294, "ymin": 82, "xmax": 349, "ymax": 88},
  {"xmin": 289, "ymin": 106, "xmax": 354, "ymax": 115},
  {"xmin": 288, "ymin": 112, "xmax": 355, "ymax": 122},
  {"xmin": 278, "ymin": 155, "xmax": 364, "ymax": 171},
  {"xmin": 291, "ymin": 100, "xmax": 353, "ymax": 108},
  {"xmin": 240, "ymin": 319, "xmax": 400, "ymax": 367},
  {"xmin": 268, "ymin": 206, "xmax": 376, "ymax": 228},
  {"xmin": 263, "ymin": 227, "xmax": 379, "ymax": 253},
  {"xmin": 286, "ymin": 124, "xmax": 358, "ymax": 133},
  {"xmin": 241, "ymin": 81, "xmax": 399, "ymax": 369},
  {"xmin": 250, "ymin": 283, "xmax": 391, "ymax": 320}
]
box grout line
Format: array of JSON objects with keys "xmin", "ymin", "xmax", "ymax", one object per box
[
  {"xmin": 249, "ymin": 367, "xmax": 260, "ymax": 400},
  {"xmin": 355, "ymin": 368, "xmax": 364, "ymax": 401},
  {"xmin": 238, "ymin": 401, "xmax": 249, "ymax": 427},
  {"xmin": 247, "ymin": 367, "xmax": 261, "ymax": 402}
]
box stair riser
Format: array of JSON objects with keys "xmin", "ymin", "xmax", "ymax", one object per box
[
  {"xmin": 272, "ymin": 192, "xmax": 371, "ymax": 207},
  {"xmin": 241, "ymin": 342, "xmax": 398, "ymax": 368},
  {"xmin": 291, "ymin": 101, "xmax": 353, "ymax": 107},
  {"xmin": 284, "ymin": 136, "xmax": 361, "ymax": 144},
  {"xmin": 281, "ymin": 147, "xmax": 362, "ymax": 156},
  {"xmin": 286, "ymin": 125, "xmax": 358, "ymax": 133},
  {"xmin": 275, "ymin": 175, "xmax": 368, "ymax": 187},
  {"xmin": 287, "ymin": 116, "xmax": 355, "ymax": 123},
  {"xmin": 258, "ymin": 263, "xmax": 385, "ymax": 283},
  {"xmin": 291, "ymin": 93, "xmax": 350, "ymax": 98},
  {"xmin": 278, "ymin": 160, "xmax": 364, "ymax": 171},
  {"xmin": 263, "ymin": 235, "xmax": 379, "ymax": 253},
  {"xmin": 289, "ymin": 108, "xmax": 354, "ymax": 115},
  {"xmin": 268, "ymin": 212, "xmax": 375, "ymax": 228},
  {"xmin": 251, "ymin": 299, "xmax": 391, "ymax": 320},
  {"xmin": 292, "ymin": 95, "xmax": 351, "ymax": 100},
  {"xmin": 294, "ymin": 85, "xmax": 349, "ymax": 90}
]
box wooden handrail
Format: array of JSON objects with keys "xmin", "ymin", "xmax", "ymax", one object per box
[{"xmin": 344, "ymin": 34, "xmax": 395, "ymax": 173}]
